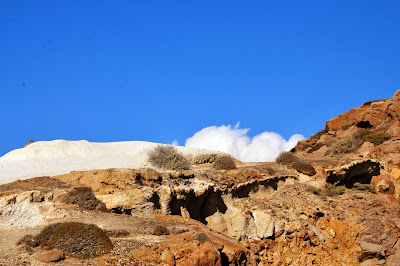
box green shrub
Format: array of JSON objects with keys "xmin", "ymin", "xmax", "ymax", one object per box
[
  {"xmin": 275, "ymin": 152, "xmax": 316, "ymax": 176},
  {"xmin": 362, "ymin": 133, "xmax": 391, "ymax": 145},
  {"xmin": 148, "ymin": 145, "xmax": 190, "ymax": 171},
  {"xmin": 18, "ymin": 222, "xmax": 113, "ymax": 259},
  {"xmin": 62, "ymin": 187, "xmax": 107, "ymax": 212},
  {"xmin": 212, "ymin": 155, "xmax": 236, "ymax": 170}
]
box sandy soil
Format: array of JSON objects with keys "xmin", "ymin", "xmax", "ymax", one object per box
[{"xmin": 0, "ymin": 140, "xmax": 225, "ymax": 185}]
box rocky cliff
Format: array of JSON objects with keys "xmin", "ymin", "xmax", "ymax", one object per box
[{"xmin": 1, "ymin": 91, "xmax": 400, "ymax": 265}]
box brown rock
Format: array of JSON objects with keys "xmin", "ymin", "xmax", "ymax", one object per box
[
  {"xmin": 176, "ymin": 241, "xmax": 221, "ymax": 266},
  {"xmin": 36, "ymin": 249, "xmax": 65, "ymax": 263},
  {"xmin": 359, "ymin": 142, "xmax": 376, "ymax": 157},
  {"xmin": 372, "ymin": 174, "xmax": 395, "ymax": 195},
  {"xmin": 161, "ymin": 250, "xmax": 175, "ymax": 265},
  {"xmin": 387, "ymin": 122, "xmax": 400, "ymax": 137},
  {"xmin": 155, "ymin": 216, "xmax": 252, "ymax": 265},
  {"xmin": 393, "ymin": 89, "xmax": 400, "ymax": 99}
]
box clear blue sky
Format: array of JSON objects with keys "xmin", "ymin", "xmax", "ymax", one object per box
[{"xmin": 1, "ymin": 1, "xmax": 399, "ymax": 156}]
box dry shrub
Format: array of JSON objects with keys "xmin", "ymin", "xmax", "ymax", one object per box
[
  {"xmin": 341, "ymin": 122, "xmax": 356, "ymax": 131},
  {"xmin": 325, "ymin": 130, "xmax": 368, "ymax": 156},
  {"xmin": 275, "ymin": 152, "xmax": 316, "ymax": 176},
  {"xmin": 310, "ymin": 129, "xmax": 327, "ymax": 140},
  {"xmin": 148, "ymin": 145, "xmax": 189, "ymax": 171},
  {"xmin": 189, "ymin": 153, "xmax": 219, "ymax": 164},
  {"xmin": 353, "ymin": 182, "xmax": 375, "ymax": 192},
  {"xmin": 362, "ymin": 98, "xmax": 390, "ymax": 106},
  {"xmin": 307, "ymin": 142, "xmax": 325, "ymax": 153},
  {"xmin": 152, "ymin": 225, "xmax": 169, "ymax": 236},
  {"xmin": 263, "ymin": 167, "xmax": 275, "ymax": 175},
  {"xmin": 18, "ymin": 222, "xmax": 113, "ymax": 259},
  {"xmin": 362, "ymin": 133, "xmax": 391, "ymax": 145},
  {"xmin": 62, "ymin": 187, "xmax": 107, "ymax": 212},
  {"xmin": 307, "ymin": 183, "xmax": 346, "ymax": 197},
  {"xmin": 324, "ymin": 183, "xmax": 346, "ymax": 196},
  {"xmin": 212, "ymin": 155, "xmax": 236, "ymax": 170},
  {"xmin": 301, "ymin": 143, "xmax": 311, "ymax": 151}
]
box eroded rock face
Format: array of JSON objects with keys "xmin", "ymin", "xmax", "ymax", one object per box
[
  {"xmin": 325, "ymin": 92, "xmax": 400, "ymax": 133},
  {"xmin": 326, "ymin": 159, "xmax": 381, "ymax": 187},
  {"xmin": 0, "ymin": 191, "xmax": 66, "ymax": 228}
]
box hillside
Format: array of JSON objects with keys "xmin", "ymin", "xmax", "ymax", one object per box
[{"xmin": 1, "ymin": 91, "xmax": 400, "ymax": 265}]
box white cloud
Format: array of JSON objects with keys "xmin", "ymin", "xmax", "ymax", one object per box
[
  {"xmin": 185, "ymin": 123, "xmax": 304, "ymax": 162},
  {"xmin": 171, "ymin": 139, "xmax": 179, "ymax": 146}
]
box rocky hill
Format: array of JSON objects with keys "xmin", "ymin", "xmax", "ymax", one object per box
[{"xmin": 1, "ymin": 91, "xmax": 400, "ymax": 265}]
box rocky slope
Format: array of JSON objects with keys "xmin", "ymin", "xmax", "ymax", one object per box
[{"xmin": 1, "ymin": 91, "xmax": 400, "ymax": 265}]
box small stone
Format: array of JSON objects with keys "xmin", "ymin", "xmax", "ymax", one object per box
[{"xmin": 36, "ymin": 249, "xmax": 65, "ymax": 263}]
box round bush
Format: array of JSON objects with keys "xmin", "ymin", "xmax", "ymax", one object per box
[
  {"xmin": 276, "ymin": 152, "xmax": 316, "ymax": 176},
  {"xmin": 148, "ymin": 145, "xmax": 190, "ymax": 171},
  {"xmin": 362, "ymin": 133, "xmax": 391, "ymax": 145},
  {"xmin": 212, "ymin": 156, "xmax": 236, "ymax": 170},
  {"xmin": 19, "ymin": 222, "xmax": 113, "ymax": 259}
]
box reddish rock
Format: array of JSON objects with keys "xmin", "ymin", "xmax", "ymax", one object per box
[
  {"xmin": 131, "ymin": 233, "xmax": 222, "ymax": 266},
  {"xmin": 36, "ymin": 249, "xmax": 65, "ymax": 263},
  {"xmin": 325, "ymin": 96, "xmax": 400, "ymax": 133},
  {"xmin": 176, "ymin": 241, "xmax": 221, "ymax": 266},
  {"xmin": 155, "ymin": 216, "xmax": 252, "ymax": 265}
]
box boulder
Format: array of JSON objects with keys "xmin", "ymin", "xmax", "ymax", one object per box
[
  {"xmin": 359, "ymin": 142, "xmax": 376, "ymax": 157},
  {"xmin": 372, "ymin": 174, "xmax": 395, "ymax": 195}
]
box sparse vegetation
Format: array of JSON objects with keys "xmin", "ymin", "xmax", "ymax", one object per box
[
  {"xmin": 362, "ymin": 98, "xmax": 390, "ymax": 106},
  {"xmin": 307, "ymin": 142, "xmax": 325, "ymax": 153},
  {"xmin": 152, "ymin": 225, "xmax": 169, "ymax": 236},
  {"xmin": 212, "ymin": 155, "xmax": 236, "ymax": 170},
  {"xmin": 341, "ymin": 122, "xmax": 356, "ymax": 131},
  {"xmin": 301, "ymin": 143, "xmax": 311, "ymax": 151},
  {"xmin": 324, "ymin": 183, "xmax": 346, "ymax": 196},
  {"xmin": 263, "ymin": 167, "xmax": 275, "ymax": 175},
  {"xmin": 18, "ymin": 222, "xmax": 113, "ymax": 259},
  {"xmin": 310, "ymin": 129, "xmax": 327, "ymax": 140},
  {"xmin": 325, "ymin": 139, "xmax": 359, "ymax": 156},
  {"xmin": 352, "ymin": 182, "xmax": 375, "ymax": 192},
  {"xmin": 362, "ymin": 133, "xmax": 391, "ymax": 145},
  {"xmin": 325, "ymin": 130, "xmax": 369, "ymax": 156},
  {"xmin": 62, "ymin": 187, "xmax": 107, "ymax": 212},
  {"xmin": 189, "ymin": 153, "xmax": 218, "ymax": 164},
  {"xmin": 307, "ymin": 183, "xmax": 346, "ymax": 197},
  {"xmin": 275, "ymin": 152, "xmax": 316, "ymax": 176},
  {"xmin": 148, "ymin": 145, "xmax": 190, "ymax": 171}
]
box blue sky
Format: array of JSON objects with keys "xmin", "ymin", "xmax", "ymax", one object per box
[{"xmin": 1, "ymin": 1, "xmax": 399, "ymax": 157}]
